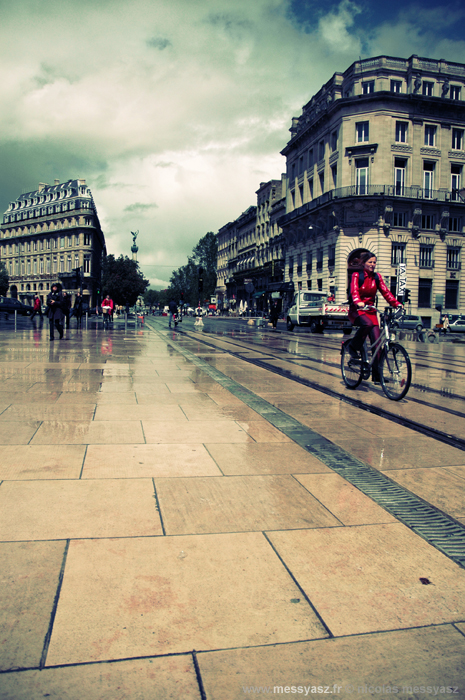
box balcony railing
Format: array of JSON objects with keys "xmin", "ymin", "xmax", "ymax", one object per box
[
  {"xmin": 419, "ymin": 260, "xmax": 435, "ymax": 269},
  {"xmin": 279, "ymin": 184, "xmax": 465, "ymax": 226},
  {"xmin": 447, "ymin": 261, "xmax": 461, "ymax": 270}
]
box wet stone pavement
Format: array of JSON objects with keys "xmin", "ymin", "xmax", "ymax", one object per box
[{"xmin": 0, "ymin": 322, "xmax": 464, "ymax": 699}]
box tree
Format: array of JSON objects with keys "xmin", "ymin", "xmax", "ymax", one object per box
[
  {"xmin": 191, "ymin": 231, "xmax": 217, "ymax": 302},
  {"xmin": 102, "ymin": 255, "xmax": 149, "ymax": 306},
  {"xmin": 143, "ymin": 289, "xmax": 160, "ymax": 310},
  {"xmin": 167, "ymin": 232, "xmax": 217, "ymax": 306},
  {"xmin": 0, "ymin": 261, "xmax": 9, "ymax": 296}
]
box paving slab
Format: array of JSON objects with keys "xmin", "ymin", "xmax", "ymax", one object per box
[
  {"xmin": 156, "ymin": 475, "xmax": 341, "ymax": 534},
  {"xmin": 31, "ymin": 420, "xmax": 145, "ymax": 444},
  {"xmin": 0, "ymin": 420, "xmax": 41, "ymax": 445},
  {"xmin": 235, "ymin": 420, "xmax": 292, "ymax": 442},
  {"xmin": 142, "ymin": 420, "xmax": 252, "ymax": 443},
  {"xmin": 205, "ymin": 442, "xmax": 332, "ymax": 475},
  {"xmin": 93, "ymin": 404, "xmax": 187, "ymax": 421},
  {"xmin": 268, "ymin": 523, "xmax": 465, "ymax": 636},
  {"xmin": 0, "ymin": 540, "xmax": 66, "ymax": 671},
  {"xmin": 0, "ymin": 480, "xmax": 162, "ymax": 540},
  {"xmin": 0, "ymin": 404, "xmax": 96, "ymax": 421},
  {"xmin": 0, "ymin": 445, "xmax": 85, "ymax": 480},
  {"xmin": 82, "ymin": 444, "xmax": 222, "ymax": 478},
  {"xmin": 384, "ymin": 467, "xmax": 465, "ymax": 521},
  {"xmin": 45, "ymin": 533, "xmax": 328, "ymax": 666},
  {"xmin": 197, "ymin": 625, "xmax": 465, "ymax": 700},
  {"xmin": 181, "ymin": 404, "xmax": 261, "ymax": 421},
  {"xmin": 295, "ymin": 473, "xmax": 398, "ymax": 525},
  {"xmin": 0, "ymin": 655, "xmax": 202, "ymax": 700},
  {"xmin": 136, "ymin": 392, "xmax": 216, "ymax": 406},
  {"xmin": 336, "ymin": 435, "xmax": 465, "ymax": 470}
]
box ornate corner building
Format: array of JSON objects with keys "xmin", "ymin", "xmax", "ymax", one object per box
[
  {"xmin": 0, "ymin": 179, "xmax": 106, "ymax": 307},
  {"xmin": 279, "ymin": 54, "xmax": 465, "ymax": 326}
]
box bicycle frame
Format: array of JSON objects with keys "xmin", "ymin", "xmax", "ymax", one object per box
[{"xmin": 359, "ymin": 309, "xmax": 391, "ymax": 370}]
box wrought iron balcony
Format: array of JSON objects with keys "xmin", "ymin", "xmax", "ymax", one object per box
[{"xmin": 279, "ymin": 184, "xmax": 465, "ymax": 227}]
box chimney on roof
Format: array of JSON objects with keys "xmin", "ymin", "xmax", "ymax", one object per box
[
  {"xmin": 38, "ymin": 182, "xmax": 48, "ymax": 193},
  {"xmin": 54, "ymin": 179, "xmax": 60, "ymax": 185},
  {"xmin": 78, "ymin": 179, "xmax": 86, "ymax": 186}
]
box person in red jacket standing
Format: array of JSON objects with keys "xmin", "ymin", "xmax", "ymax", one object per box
[{"xmin": 347, "ymin": 251, "xmax": 402, "ymax": 383}]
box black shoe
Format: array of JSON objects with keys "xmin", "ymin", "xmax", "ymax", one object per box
[
  {"xmin": 347, "ymin": 343, "xmax": 359, "ymax": 360},
  {"xmin": 372, "ymin": 372, "xmax": 381, "ymax": 384}
]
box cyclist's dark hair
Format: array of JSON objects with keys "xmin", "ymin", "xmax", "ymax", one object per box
[{"xmin": 348, "ymin": 249, "xmax": 377, "ymax": 270}]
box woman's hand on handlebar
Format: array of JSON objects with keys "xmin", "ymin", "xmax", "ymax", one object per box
[{"xmin": 356, "ymin": 301, "xmax": 365, "ymax": 308}]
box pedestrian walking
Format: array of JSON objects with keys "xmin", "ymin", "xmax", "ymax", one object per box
[
  {"xmin": 45, "ymin": 284, "xmax": 65, "ymax": 341},
  {"xmin": 30, "ymin": 295, "xmax": 43, "ymax": 323},
  {"xmin": 442, "ymin": 314, "xmax": 449, "ymax": 335},
  {"xmin": 269, "ymin": 300, "xmax": 280, "ymax": 330},
  {"xmin": 62, "ymin": 291, "xmax": 71, "ymax": 329},
  {"xmin": 101, "ymin": 295, "xmax": 114, "ymax": 330},
  {"xmin": 70, "ymin": 292, "xmax": 84, "ymax": 328},
  {"xmin": 194, "ymin": 303, "xmax": 204, "ymax": 327},
  {"xmin": 168, "ymin": 299, "xmax": 178, "ymax": 328}
]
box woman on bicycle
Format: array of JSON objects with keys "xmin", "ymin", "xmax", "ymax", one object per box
[{"xmin": 347, "ymin": 251, "xmax": 402, "ymax": 383}]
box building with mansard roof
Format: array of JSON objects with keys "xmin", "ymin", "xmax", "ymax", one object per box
[
  {"xmin": 278, "ymin": 54, "xmax": 465, "ymax": 326},
  {"xmin": 0, "ymin": 179, "xmax": 106, "ymax": 308}
]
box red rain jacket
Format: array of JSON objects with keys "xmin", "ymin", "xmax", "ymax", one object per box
[{"xmin": 348, "ymin": 270, "xmax": 400, "ymax": 326}]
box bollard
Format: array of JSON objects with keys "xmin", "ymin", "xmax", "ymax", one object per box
[
  {"xmin": 125, "ymin": 312, "xmax": 128, "ymax": 334},
  {"xmin": 85, "ymin": 312, "xmax": 88, "ymax": 330},
  {"xmin": 14, "ymin": 309, "xmax": 17, "ymax": 332}
]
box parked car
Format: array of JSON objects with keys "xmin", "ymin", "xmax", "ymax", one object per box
[
  {"xmin": 391, "ymin": 314, "xmax": 423, "ymax": 332},
  {"xmin": 0, "ymin": 296, "xmax": 32, "ymax": 316},
  {"xmin": 448, "ymin": 316, "xmax": 465, "ymax": 333}
]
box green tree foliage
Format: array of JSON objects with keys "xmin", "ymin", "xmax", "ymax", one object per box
[
  {"xmin": 0, "ymin": 261, "xmax": 9, "ymax": 296},
  {"xmin": 102, "ymin": 255, "xmax": 149, "ymax": 306},
  {"xmin": 168, "ymin": 232, "xmax": 217, "ymax": 306},
  {"xmin": 143, "ymin": 289, "xmax": 160, "ymax": 309}
]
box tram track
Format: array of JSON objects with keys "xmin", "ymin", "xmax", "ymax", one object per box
[
  {"xmin": 150, "ymin": 320, "xmax": 465, "ymax": 569},
  {"xmin": 168, "ymin": 323, "xmax": 465, "ymax": 452}
]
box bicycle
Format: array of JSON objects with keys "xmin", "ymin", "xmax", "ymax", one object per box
[{"xmin": 341, "ymin": 306, "xmax": 412, "ymax": 401}]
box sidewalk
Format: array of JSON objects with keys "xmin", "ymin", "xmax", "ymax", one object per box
[{"xmin": 0, "ymin": 322, "xmax": 464, "ymax": 700}]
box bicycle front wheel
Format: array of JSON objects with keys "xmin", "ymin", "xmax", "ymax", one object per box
[
  {"xmin": 341, "ymin": 342, "xmax": 363, "ymax": 389},
  {"xmin": 379, "ymin": 343, "xmax": 411, "ymax": 400}
]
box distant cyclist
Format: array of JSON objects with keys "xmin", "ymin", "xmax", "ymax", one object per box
[{"xmin": 347, "ymin": 250, "xmax": 402, "ymax": 384}]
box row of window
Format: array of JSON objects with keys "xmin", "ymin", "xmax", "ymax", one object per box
[
  {"xmin": 356, "ymin": 121, "xmax": 464, "ymax": 150},
  {"xmin": 291, "ymin": 158, "xmax": 464, "ymax": 208},
  {"xmin": 392, "ymin": 278, "xmax": 460, "ymax": 309},
  {"xmin": 391, "ymin": 243, "xmax": 461, "ymax": 268},
  {"xmin": 8, "ymin": 187, "xmax": 90, "ymax": 211},
  {"xmin": 7, "ymin": 255, "xmax": 92, "ymax": 276},
  {"xmin": 1, "ymin": 234, "xmax": 92, "ymax": 254},
  {"xmin": 288, "ymin": 248, "xmax": 336, "ymax": 275},
  {"xmin": 393, "ymin": 159, "xmax": 462, "ymax": 199},
  {"xmin": 358, "ymin": 79, "xmax": 462, "ymax": 100},
  {"xmin": 287, "ymin": 244, "xmax": 461, "ymax": 278},
  {"xmin": 2, "ymin": 215, "xmax": 94, "ymax": 232},
  {"xmin": 290, "ymin": 124, "xmax": 465, "ymax": 181}
]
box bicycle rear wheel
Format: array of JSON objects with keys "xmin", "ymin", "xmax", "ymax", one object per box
[
  {"xmin": 379, "ymin": 343, "xmax": 411, "ymax": 400},
  {"xmin": 341, "ymin": 341, "xmax": 363, "ymax": 388}
]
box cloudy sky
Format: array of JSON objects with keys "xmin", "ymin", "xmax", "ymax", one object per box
[{"xmin": 2, "ymin": 0, "xmax": 465, "ymax": 287}]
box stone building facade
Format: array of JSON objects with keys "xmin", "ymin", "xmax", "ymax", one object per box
[
  {"xmin": 278, "ymin": 54, "xmax": 465, "ymax": 327},
  {"xmin": 215, "ymin": 177, "xmax": 288, "ymax": 312},
  {"xmin": 0, "ymin": 179, "xmax": 106, "ymax": 307}
]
